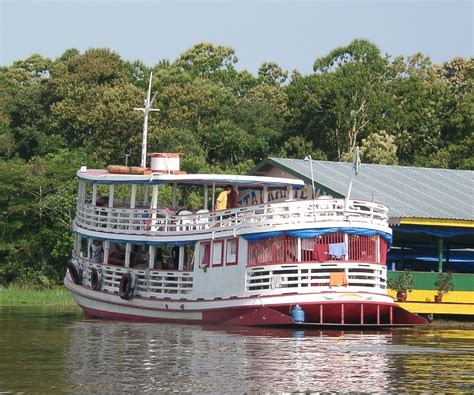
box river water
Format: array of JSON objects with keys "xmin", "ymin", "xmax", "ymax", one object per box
[{"xmin": 0, "ymin": 306, "xmax": 473, "ymax": 393}]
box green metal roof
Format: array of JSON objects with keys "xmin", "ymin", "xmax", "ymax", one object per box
[{"xmin": 253, "ymin": 158, "xmax": 474, "ymax": 221}]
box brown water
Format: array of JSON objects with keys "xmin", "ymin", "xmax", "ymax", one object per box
[{"xmin": 0, "ymin": 306, "xmax": 473, "ymax": 393}]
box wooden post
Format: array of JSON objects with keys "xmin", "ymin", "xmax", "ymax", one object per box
[
  {"xmin": 108, "ymin": 184, "xmax": 114, "ymax": 207},
  {"xmin": 211, "ymin": 182, "xmax": 216, "ymax": 210},
  {"xmin": 130, "ymin": 184, "xmax": 137, "ymax": 209},
  {"xmin": 149, "ymin": 245, "xmax": 155, "ymax": 269},
  {"xmin": 125, "ymin": 243, "xmax": 131, "ymax": 268},
  {"xmin": 178, "ymin": 245, "xmax": 184, "ymax": 270},
  {"xmin": 143, "ymin": 185, "xmax": 148, "ymax": 205},
  {"xmin": 92, "ymin": 183, "xmax": 97, "ymax": 205},
  {"xmin": 103, "ymin": 241, "xmax": 110, "ymax": 264},
  {"xmin": 297, "ymin": 238, "xmax": 302, "ymax": 262},
  {"xmin": 288, "ymin": 185, "xmax": 293, "ymax": 201},
  {"xmin": 344, "ymin": 233, "xmax": 349, "ymax": 261},
  {"xmin": 172, "ymin": 182, "xmax": 177, "ymax": 209}
]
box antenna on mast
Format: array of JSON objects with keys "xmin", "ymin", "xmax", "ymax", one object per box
[{"xmin": 134, "ymin": 72, "xmax": 160, "ymax": 168}]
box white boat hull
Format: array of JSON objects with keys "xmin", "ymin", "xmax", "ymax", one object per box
[{"xmin": 65, "ymin": 275, "xmax": 427, "ymax": 327}]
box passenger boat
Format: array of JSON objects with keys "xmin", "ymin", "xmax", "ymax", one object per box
[
  {"xmin": 65, "ymin": 159, "xmax": 429, "ymax": 326},
  {"xmin": 64, "ymin": 76, "xmax": 427, "ymax": 327}
]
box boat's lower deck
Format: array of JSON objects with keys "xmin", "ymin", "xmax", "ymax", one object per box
[{"xmin": 65, "ymin": 275, "xmax": 428, "ymax": 327}]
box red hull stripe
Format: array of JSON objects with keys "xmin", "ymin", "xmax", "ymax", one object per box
[{"xmin": 79, "ymin": 301, "xmax": 427, "ymax": 326}]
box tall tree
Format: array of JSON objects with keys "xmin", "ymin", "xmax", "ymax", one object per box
[{"xmin": 287, "ymin": 40, "xmax": 390, "ymax": 160}]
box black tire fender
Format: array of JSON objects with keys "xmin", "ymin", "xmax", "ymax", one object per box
[
  {"xmin": 67, "ymin": 260, "xmax": 82, "ymax": 285},
  {"xmin": 90, "ymin": 268, "xmax": 102, "ymax": 290},
  {"xmin": 119, "ymin": 272, "xmax": 135, "ymax": 300}
]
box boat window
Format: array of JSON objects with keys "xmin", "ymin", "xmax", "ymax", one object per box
[
  {"xmin": 79, "ymin": 236, "xmax": 89, "ymax": 259},
  {"xmin": 200, "ymin": 242, "xmax": 211, "ymax": 268},
  {"xmin": 183, "ymin": 245, "xmax": 195, "ymax": 270},
  {"xmin": 226, "ymin": 238, "xmax": 238, "ymax": 266},
  {"xmin": 212, "ymin": 241, "xmax": 224, "ymax": 267},
  {"xmin": 129, "ymin": 244, "xmax": 149, "ymax": 269},
  {"xmin": 153, "ymin": 245, "xmax": 179, "ymax": 270},
  {"xmin": 109, "ymin": 243, "xmax": 126, "ymax": 266}
]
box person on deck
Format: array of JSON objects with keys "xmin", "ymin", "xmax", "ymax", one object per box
[
  {"xmin": 227, "ymin": 187, "xmax": 239, "ymax": 209},
  {"xmin": 214, "ymin": 185, "xmax": 232, "ymax": 211},
  {"xmin": 90, "ymin": 240, "xmax": 103, "ymax": 263}
]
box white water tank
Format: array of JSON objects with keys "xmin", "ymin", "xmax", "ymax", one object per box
[{"xmin": 150, "ymin": 153, "xmax": 182, "ymax": 172}]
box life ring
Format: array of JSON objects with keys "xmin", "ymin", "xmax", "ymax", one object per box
[
  {"xmin": 90, "ymin": 268, "xmax": 102, "ymax": 290},
  {"xmin": 119, "ymin": 272, "xmax": 136, "ymax": 300},
  {"xmin": 67, "ymin": 260, "xmax": 82, "ymax": 285}
]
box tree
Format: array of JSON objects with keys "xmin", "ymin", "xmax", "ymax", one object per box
[
  {"xmin": 46, "ymin": 50, "xmax": 144, "ymax": 163},
  {"xmin": 0, "ymin": 66, "xmax": 61, "ymax": 160},
  {"xmin": 0, "ymin": 149, "xmax": 103, "ymax": 286},
  {"xmin": 175, "ymin": 43, "xmax": 238, "ymax": 86},
  {"xmin": 278, "ymin": 136, "xmax": 327, "ymax": 160},
  {"xmin": 287, "ymin": 40, "xmax": 390, "ymax": 161},
  {"xmin": 360, "ymin": 130, "xmax": 398, "ymax": 165},
  {"xmin": 387, "ymin": 54, "xmax": 472, "ymax": 167},
  {"xmin": 258, "ymin": 62, "xmax": 288, "ymax": 86},
  {"xmin": 313, "ymin": 40, "xmax": 389, "ymax": 159}
]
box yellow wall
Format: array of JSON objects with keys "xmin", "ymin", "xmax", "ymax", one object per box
[{"xmin": 388, "ymin": 289, "xmax": 474, "ymax": 304}]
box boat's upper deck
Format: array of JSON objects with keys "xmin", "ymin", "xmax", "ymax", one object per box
[{"xmin": 74, "ymin": 167, "xmax": 391, "ymax": 243}]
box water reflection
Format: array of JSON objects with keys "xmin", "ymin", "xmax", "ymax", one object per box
[
  {"xmin": 0, "ymin": 307, "xmax": 473, "ymax": 393},
  {"xmin": 64, "ymin": 321, "xmax": 473, "ymax": 393}
]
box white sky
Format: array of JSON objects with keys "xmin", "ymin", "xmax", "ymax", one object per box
[{"xmin": 0, "ymin": 0, "xmax": 472, "ymax": 75}]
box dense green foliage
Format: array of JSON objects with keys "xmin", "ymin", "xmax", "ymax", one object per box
[{"xmin": 0, "ymin": 41, "xmax": 472, "ymax": 287}]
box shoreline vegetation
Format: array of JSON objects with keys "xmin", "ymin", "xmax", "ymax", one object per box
[{"xmin": 0, "ymin": 286, "xmax": 77, "ymax": 307}]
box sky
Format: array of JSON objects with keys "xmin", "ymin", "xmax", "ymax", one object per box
[{"xmin": 0, "ymin": 0, "xmax": 472, "ymax": 75}]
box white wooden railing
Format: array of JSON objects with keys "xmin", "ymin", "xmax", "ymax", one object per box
[
  {"xmin": 76, "ymin": 257, "xmax": 193, "ymax": 297},
  {"xmin": 245, "ymin": 262, "xmax": 387, "ymax": 293},
  {"xmin": 75, "ymin": 256, "xmax": 386, "ymax": 300},
  {"xmin": 74, "ymin": 198, "xmax": 389, "ymax": 238}
]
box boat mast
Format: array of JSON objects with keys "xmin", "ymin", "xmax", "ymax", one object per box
[
  {"xmin": 134, "ymin": 72, "xmax": 160, "ymax": 168},
  {"xmin": 345, "ymin": 146, "xmax": 360, "ymax": 210}
]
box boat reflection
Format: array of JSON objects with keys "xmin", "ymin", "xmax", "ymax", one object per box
[{"xmin": 65, "ymin": 321, "xmax": 398, "ymax": 392}]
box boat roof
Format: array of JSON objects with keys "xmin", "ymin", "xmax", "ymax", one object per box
[{"xmin": 77, "ymin": 169, "xmax": 305, "ymax": 189}]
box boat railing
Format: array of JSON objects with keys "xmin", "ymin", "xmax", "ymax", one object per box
[
  {"xmin": 75, "ymin": 256, "xmax": 193, "ymax": 297},
  {"xmin": 74, "ymin": 198, "xmax": 389, "ymax": 238},
  {"xmin": 246, "ymin": 262, "xmax": 387, "ymax": 293},
  {"xmin": 74, "ymin": 256, "xmax": 386, "ymax": 299}
]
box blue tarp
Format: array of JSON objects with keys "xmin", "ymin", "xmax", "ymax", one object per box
[
  {"xmin": 243, "ymin": 227, "xmax": 393, "ymax": 246},
  {"xmin": 394, "ymin": 226, "xmax": 474, "ymax": 238}
]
